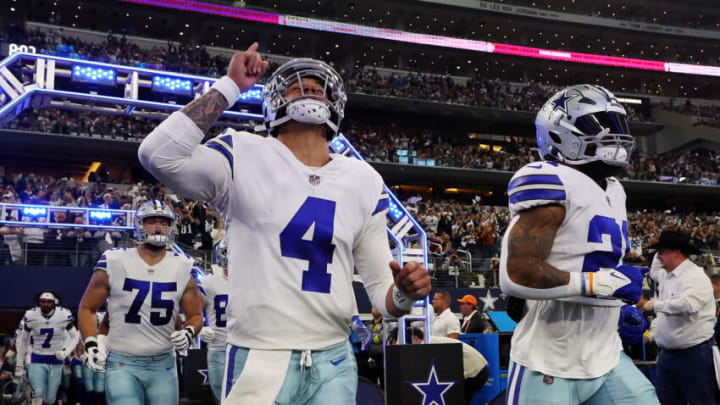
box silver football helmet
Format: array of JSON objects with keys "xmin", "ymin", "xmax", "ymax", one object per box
[
  {"xmin": 535, "ymin": 84, "xmax": 634, "ymax": 167},
  {"xmin": 133, "ymin": 200, "xmax": 177, "ymax": 246},
  {"xmin": 2, "ymin": 378, "xmax": 29, "ymax": 405},
  {"xmin": 214, "ymin": 237, "xmax": 229, "ymax": 268},
  {"xmin": 258, "ymin": 58, "xmax": 346, "ymax": 138}
]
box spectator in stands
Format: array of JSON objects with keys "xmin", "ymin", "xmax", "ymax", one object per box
[
  {"xmin": 0, "ymin": 216, "xmax": 22, "ymax": 265},
  {"xmin": 627, "ymin": 226, "xmax": 646, "ymax": 264},
  {"xmin": 46, "ymin": 211, "xmax": 74, "ymax": 267},
  {"xmin": 177, "ymin": 210, "xmax": 195, "ymax": 247},
  {"xmin": 72, "ymin": 216, "xmax": 94, "ymax": 268},
  {"xmin": 457, "ymin": 295, "xmax": 493, "ymax": 334},
  {"xmin": 23, "ymin": 218, "xmax": 46, "ymax": 266},
  {"xmin": 431, "ymin": 291, "xmax": 460, "ymax": 339},
  {"xmin": 644, "ymin": 230, "xmax": 717, "ymax": 404}
]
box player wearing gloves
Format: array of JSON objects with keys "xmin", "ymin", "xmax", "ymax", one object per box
[
  {"xmin": 196, "ymin": 238, "xmax": 230, "ymax": 401},
  {"xmin": 617, "ymin": 305, "xmax": 648, "ymax": 347},
  {"xmin": 15, "ymin": 292, "xmax": 79, "ymax": 405},
  {"xmin": 78, "ymin": 200, "xmax": 204, "ymax": 405},
  {"xmin": 138, "ymin": 42, "xmax": 431, "ymax": 404},
  {"xmin": 77, "ymin": 312, "xmax": 107, "ymax": 405},
  {"xmin": 499, "ymin": 84, "xmax": 659, "ymax": 404}
]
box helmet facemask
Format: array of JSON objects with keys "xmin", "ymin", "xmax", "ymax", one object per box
[
  {"xmin": 133, "ymin": 200, "xmax": 177, "ymax": 247},
  {"xmin": 260, "ymin": 59, "xmax": 346, "ymax": 139}
]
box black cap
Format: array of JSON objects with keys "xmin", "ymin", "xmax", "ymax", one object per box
[{"xmin": 648, "ymin": 230, "xmax": 701, "ymax": 256}]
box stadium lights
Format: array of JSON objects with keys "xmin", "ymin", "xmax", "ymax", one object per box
[
  {"xmin": 90, "ymin": 211, "xmax": 113, "ymax": 220},
  {"xmin": 329, "ymin": 137, "xmax": 347, "ymax": 154},
  {"xmin": 617, "ymin": 97, "xmax": 643, "ymax": 105},
  {"xmin": 388, "ymin": 199, "xmax": 404, "ymax": 222},
  {"xmin": 22, "ymin": 207, "xmax": 47, "ymax": 217},
  {"xmin": 152, "ymin": 75, "xmax": 193, "ymax": 95},
  {"xmin": 72, "ymin": 65, "xmax": 116, "ymax": 85},
  {"xmin": 238, "ymin": 88, "xmax": 263, "ymax": 103}
]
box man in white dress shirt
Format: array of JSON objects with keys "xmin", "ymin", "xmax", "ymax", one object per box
[
  {"xmin": 644, "ymin": 230, "xmax": 718, "ymax": 405},
  {"xmin": 431, "ymin": 291, "xmax": 460, "ymax": 339}
]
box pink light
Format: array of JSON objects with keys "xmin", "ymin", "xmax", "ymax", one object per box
[
  {"xmin": 492, "ymin": 43, "xmax": 666, "ymax": 71},
  {"xmin": 119, "ymin": 0, "xmax": 280, "ymax": 24},
  {"xmin": 118, "ymin": 0, "xmax": 719, "ymax": 78}
]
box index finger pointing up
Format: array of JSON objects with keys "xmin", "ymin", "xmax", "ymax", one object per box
[{"xmin": 246, "ymin": 42, "xmax": 259, "ymax": 53}]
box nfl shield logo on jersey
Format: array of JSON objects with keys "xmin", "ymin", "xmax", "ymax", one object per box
[{"xmin": 309, "ymin": 175, "xmax": 321, "ymax": 186}]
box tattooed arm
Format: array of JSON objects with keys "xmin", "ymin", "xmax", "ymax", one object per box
[
  {"xmin": 498, "ymin": 204, "xmax": 592, "ymax": 300},
  {"xmin": 137, "ymin": 43, "xmax": 268, "ymax": 202},
  {"xmin": 505, "ymin": 205, "xmax": 569, "ymax": 288},
  {"xmin": 179, "ymin": 90, "xmax": 229, "ymax": 134}
]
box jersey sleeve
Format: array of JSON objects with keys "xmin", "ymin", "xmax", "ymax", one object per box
[
  {"xmin": 353, "ymin": 171, "xmax": 395, "ymax": 318},
  {"xmin": 93, "ymin": 250, "xmax": 110, "ymax": 273},
  {"xmin": 507, "ymin": 161, "xmax": 568, "ymax": 217},
  {"xmin": 138, "ymin": 111, "xmax": 232, "ymax": 208}
]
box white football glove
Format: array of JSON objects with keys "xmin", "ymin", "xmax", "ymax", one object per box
[
  {"xmin": 83, "ymin": 337, "xmax": 106, "ymax": 372},
  {"xmin": 54, "ymin": 347, "xmax": 71, "ymax": 361},
  {"xmin": 14, "ymin": 364, "xmax": 25, "ymax": 378},
  {"xmin": 198, "ymin": 327, "xmax": 216, "ymax": 343},
  {"xmin": 97, "ymin": 334, "xmax": 108, "ymax": 355},
  {"xmin": 170, "ymin": 326, "xmax": 195, "ymax": 352}
]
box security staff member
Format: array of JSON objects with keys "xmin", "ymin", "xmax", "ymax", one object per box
[{"xmin": 643, "ymin": 230, "xmax": 718, "ymax": 405}]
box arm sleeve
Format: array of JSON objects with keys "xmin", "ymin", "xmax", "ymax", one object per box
[
  {"xmin": 61, "ymin": 326, "xmax": 80, "ymax": 353},
  {"xmin": 648, "ymin": 254, "xmax": 664, "ymax": 283},
  {"xmin": 15, "ymin": 326, "xmax": 29, "ymax": 367},
  {"xmin": 353, "ymin": 197, "xmax": 394, "ymax": 319},
  {"xmin": 653, "ymin": 273, "xmax": 713, "ymax": 315},
  {"xmin": 138, "ymin": 111, "xmax": 231, "ymax": 204}
]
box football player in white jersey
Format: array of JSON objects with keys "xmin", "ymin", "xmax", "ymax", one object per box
[
  {"xmin": 15, "ymin": 291, "xmax": 79, "ymax": 405},
  {"xmin": 77, "ymin": 200, "xmax": 204, "ymax": 405},
  {"xmin": 196, "ymin": 238, "xmax": 230, "ymax": 401},
  {"xmin": 138, "ymin": 42, "xmax": 431, "ymax": 404},
  {"xmin": 499, "ymin": 84, "xmax": 659, "ymax": 405}
]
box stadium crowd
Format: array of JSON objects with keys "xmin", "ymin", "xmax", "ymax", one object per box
[
  {"xmin": 404, "ymin": 195, "xmax": 720, "ymax": 275},
  {"xmin": 0, "ymin": 168, "xmax": 226, "ymax": 267},
  {"xmin": 6, "ymin": 108, "xmax": 720, "ymax": 186},
  {"xmin": 2, "ymin": 165, "xmax": 719, "ymax": 275},
  {"xmin": 0, "ymin": 24, "xmax": 654, "ymax": 122}
]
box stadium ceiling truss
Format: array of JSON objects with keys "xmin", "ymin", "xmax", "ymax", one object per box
[{"xmin": 0, "ymin": 52, "xmax": 431, "ymax": 333}]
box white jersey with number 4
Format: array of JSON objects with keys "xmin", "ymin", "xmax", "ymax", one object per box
[
  {"xmin": 205, "ymin": 131, "xmax": 392, "ymax": 351},
  {"xmin": 140, "ymin": 116, "xmax": 396, "ymax": 352},
  {"xmin": 23, "ymin": 307, "xmax": 74, "ymax": 356},
  {"xmin": 500, "ymin": 161, "xmax": 629, "ymax": 379},
  {"xmin": 198, "ymin": 270, "xmax": 229, "ymax": 351},
  {"xmin": 95, "ymin": 248, "xmax": 194, "ymax": 356}
]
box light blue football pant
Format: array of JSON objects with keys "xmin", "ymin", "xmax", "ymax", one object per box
[
  {"xmin": 27, "ymin": 363, "xmax": 63, "ymax": 405},
  {"xmin": 223, "ymin": 340, "xmax": 357, "ymax": 405},
  {"xmin": 505, "ymin": 352, "xmax": 659, "ymax": 405},
  {"xmin": 207, "ymin": 348, "xmax": 226, "ymax": 401},
  {"xmin": 104, "ymin": 351, "xmax": 178, "ymax": 405},
  {"xmin": 82, "ymin": 365, "xmax": 105, "ymax": 393}
]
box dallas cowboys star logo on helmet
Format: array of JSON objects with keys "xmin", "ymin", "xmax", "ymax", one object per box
[{"xmin": 551, "ymin": 91, "xmax": 576, "ymax": 113}]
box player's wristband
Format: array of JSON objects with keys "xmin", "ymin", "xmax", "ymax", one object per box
[
  {"xmin": 184, "ymin": 325, "xmax": 197, "ymax": 338},
  {"xmin": 392, "ymin": 286, "xmax": 415, "ymax": 312},
  {"xmin": 210, "ymin": 76, "xmax": 241, "ymax": 106},
  {"xmin": 83, "ymin": 336, "xmax": 98, "ymax": 350}
]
